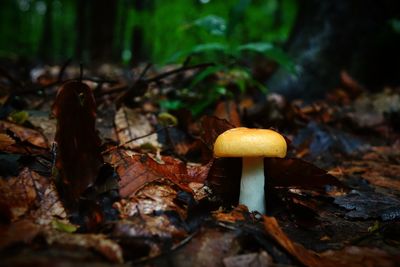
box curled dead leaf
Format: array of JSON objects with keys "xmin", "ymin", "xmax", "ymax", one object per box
[{"xmin": 0, "ymin": 120, "xmax": 48, "ymax": 149}]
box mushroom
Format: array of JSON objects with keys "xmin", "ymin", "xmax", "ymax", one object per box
[{"xmin": 213, "ymin": 127, "xmax": 287, "ymax": 213}]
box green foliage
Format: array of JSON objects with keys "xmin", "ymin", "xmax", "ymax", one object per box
[
  {"xmin": 0, "ymin": 0, "xmax": 297, "ymax": 64},
  {"xmin": 391, "ymin": 19, "xmax": 400, "ymax": 34},
  {"xmin": 8, "ymin": 110, "xmax": 29, "ymax": 124},
  {"xmin": 159, "ymin": 65, "xmax": 267, "ymax": 116},
  {"xmin": 156, "ymin": 0, "xmax": 297, "ymax": 116}
]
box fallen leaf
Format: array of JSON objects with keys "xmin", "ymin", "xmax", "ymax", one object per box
[
  {"xmin": 0, "ymin": 120, "xmax": 48, "ymax": 149},
  {"xmin": 0, "ymin": 133, "xmax": 15, "ymax": 149},
  {"xmin": 112, "ymin": 151, "xmax": 195, "ymax": 198},
  {"xmin": 331, "ymin": 159, "xmax": 400, "ymax": 191},
  {"xmin": 28, "ymin": 111, "xmax": 57, "ymax": 145},
  {"xmin": 199, "ymin": 116, "xmax": 235, "ymax": 151},
  {"xmin": 223, "ymin": 251, "xmax": 273, "ymax": 267},
  {"xmin": 112, "ymin": 214, "xmax": 188, "ymax": 260},
  {"xmin": 263, "ymin": 216, "xmax": 399, "ymax": 267},
  {"xmin": 0, "ymin": 219, "xmax": 40, "ymax": 250},
  {"xmin": 116, "ymin": 179, "xmax": 188, "ymax": 220},
  {"xmin": 212, "ymin": 205, "xmax": 248, "ymax": 223},
  {"xmin": 29, "ymin": 178, "xmax": 67, "ymax": 225},
  {"xmin": 52, "ymin": 80, "xmax": 103, "ymax": 210},
  {"xmin": 0, "ymin": 168, "xmax": 39, "ymax": 221},
  {"xmin": 115, "ymin": 106, "xmax": 160, "ymax": 149},
  {"xmin": 51, "ymin": 219, "xmax": 78, "ymax": 233},
  {"xmin": 320, "ymin": 246, "xmax": 400, "ymax": 267},
  {"xmin": 334, "ymin": 190, "xmax": 400, "ymax": 220},
  {"xmin": 213, "ymin": 100, "xmax": 241, "ymax": 127},
  {"xmin": 292, "ymin": 121, "xmax": 366, "ymax": 160},
  {"xmin": 44, "ymin": 230, "xmax": 123, "ymax": 263},
  {"xmin": 265, "ymin": 158, "xmax": 346, "ymax": 192},
  {"xmin": 167, "ymin": 227, "xmax": 241, "ymax": 267}
]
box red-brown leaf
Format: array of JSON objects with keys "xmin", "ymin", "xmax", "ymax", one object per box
[{"xmin": 112, "ymin": 151, "xmax": 193, "ymax": 198}]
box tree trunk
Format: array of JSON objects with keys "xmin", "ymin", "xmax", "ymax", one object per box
[
  {"xmin": 38, "ymin": 0, "xmax": 53, "ymax": 62},
  {"xmin": 75, "ymin": 0, "xmax": 89, "ymax": 61},
  {"xmin": 89, "ymin": 0, "xmax": 117, "ymax": 63},
  {"xmin": 130, "ymin": 0, "xmax": 154, "ymax": 65},
  {"xmin": 268, "ymin": 0, "xmax": 400, "ymax": 100}
]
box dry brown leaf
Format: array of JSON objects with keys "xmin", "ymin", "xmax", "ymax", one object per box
[
  {"xmin": 0, "ymin": 168, "xmax": 39, "ymax": 221},
  {"xmin": 0, "ymin": 219, "xmax": 41, "ymax": 250},
  {"xmin": 320, "ymin": 246, "xmax": 400, "ymax": 267},
  {"xmin": 116, "ymin": 179, "xmax": 187, "ymax": 220},
  {"xmin": 28, "ymin": 113, "xmax": 56, "ymax": 145},
  {"xmin": 330, "ymin": 160, "xmax": 400, "ymax": 191},
  {"xmin": 112, "ymin": 151, "xmax": 194, "ymax": 198},
  {"xmin": 30, "ymin": 181, "xmax": 67, "ymax": 225},
  {"xmin": 223, "ymin": 251, "xmax": 273, "ymax": 267},
  {"xmin": 213, "ymin": 205, "xmax": 248, "ymax": 224},
  {"xmin": 213, "ymin": 100, "xmax": 241, "ymax": 127},
  {"xmin": 115, "ymin": 106, "xmax": 160, "ymax": 149},
  {"xmin": 0, "ymin": 133, "xmax": 15, "ymax": 149},
  {"xmin": 170, "ymin": 227, "xmax": 241, "ymax": 267},
  {"xmin": 0, "ymin": 120, "xmax": 48, "ymax": 148},
  {"xmin": 44, "ymin": 230, "xmax": 124, "ymax": 263}
]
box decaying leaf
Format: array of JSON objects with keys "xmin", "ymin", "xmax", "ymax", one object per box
[
  {"xmin": 166, "ymin": 227, "xmax": 241, "ymax": 267},
  {"xmin": 223, "ymin": 251, "xmax": 273, "ymax": 267},
  {"xmin": 330, "ymin": 159, "xmax": 400, "ymax": 191},
  {"xmin": 112, "ymin": 150, "xmax": 196, "ymax": 198},
  {"xmin": 265, "ymin": 158, "xmax": 346, "ymax": 192},
  {"xmin": 116, "ymin": 179, "xmax": 188, "ymax": 220},
  {"xmin": 212, "ymin": 205, "xmax": 248, "ymax": 223},
  {"xmin": 213, "ymin": 100, "xmax": 241, "ymax": 127},
  {"xmin": 0, "ymin": 133, "xmax": 15, "ymax": 150},
  {"xmin": 263, "ymin": 216, "xmax": 399, "ymax": 267},
  {"xmin": 0, "ymin": 219, "xmax": 41, "ymax": 250},
  {"xmin": 30, "ymin": 181, "xmax": 67, "ymax": 225},
  {"xmin": 292, "ymin": 121, "xmax": 366, "ymax": 160},
  {"xmin": 44, "ymin": 230, "xmax": 123, "ymax": 263},
  {"xmin": 112, "ymin": 214, "xmax": 188, "ymax": 260},
  {"xmin": 28, "ymin": 111, "xmax": 57, "ymax": 145},
  {"xmin": 198, "ymin": 116, "xmax": 235, "ymax": 150},
  {"xmin": 350, "ymin": 89, "xmax": 400, "ymax": 128},
  {"xmin": 115, "ymin": 106, "xmax": 160, "ymax": 149},
  {"xmin": 52, "ymin": 80, "xmax": 103, "ymax": 210},
  {"xmin": 334, "ymin": 190, "xmax": 400, "ymax": 220},
  {"xmin": 0, "ymin": 120, "xmax": 48, "ymax": 149},
  {"xmin": 0, "ymin": 167, "xmax": 39, "ymax": 221}
]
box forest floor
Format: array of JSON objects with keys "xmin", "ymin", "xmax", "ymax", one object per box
[{"xmin": 0, "ymin": 62, "xmax": 399, "ymax": 267}]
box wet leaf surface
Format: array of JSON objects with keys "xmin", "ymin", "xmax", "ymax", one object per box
[
  {"xmin": 1, "ymin": 63, "xmax": 400, "ymax": 266},
  {"xmin": 334, "ymin": 190, "xmax": 400, "ymax": 220},
  {"xmin": 264, "ymin": 216, "xmax": 400, "ymax": 267}
]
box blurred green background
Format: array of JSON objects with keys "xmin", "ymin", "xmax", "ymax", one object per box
[{"xmin": 0, "ymin": 0, "xmax": 297, "ymax": 65}]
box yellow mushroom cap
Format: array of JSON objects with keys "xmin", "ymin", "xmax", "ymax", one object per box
[{"xmin": 213, "ymin": 127, "xmax": 287, "ymax": 158}]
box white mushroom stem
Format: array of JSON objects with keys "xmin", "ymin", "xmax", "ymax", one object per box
[{"xmin": 239, "ymin": 157, "xmax": 266, "ymax": 214}]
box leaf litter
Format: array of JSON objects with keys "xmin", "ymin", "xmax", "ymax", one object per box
[{"xmin": 0, "ymin": 65, "xmax": 400, "ymax": 266}]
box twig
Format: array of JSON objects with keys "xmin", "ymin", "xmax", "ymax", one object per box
[
  {"xmin": 57, "ymin": 58, "xmax": 72, "ymax": 83},
  {"xmin": 138, "ymin": 63, "xmax": 153, "ymax": 81},
  {"xmin": 146, "ymin": 62, "xmax": 215, "ymax": 83},
  {"xmin": 79, "ymin": 62, "xmax": 83, "ymax": 82}
]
